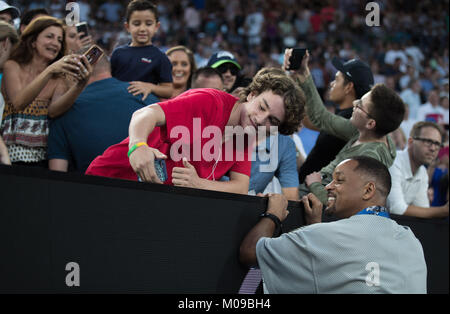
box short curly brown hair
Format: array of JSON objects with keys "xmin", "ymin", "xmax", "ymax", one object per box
[{"xmin": 239, "ymin": 67, "xmax": 305, "ymax": 135}]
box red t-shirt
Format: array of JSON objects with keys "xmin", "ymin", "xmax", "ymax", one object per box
[{"xmin": 85, "ymin": 89, "xmax": 252, "ymax": 184}]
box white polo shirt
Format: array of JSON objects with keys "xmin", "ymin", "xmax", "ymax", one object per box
[{"xmin": 387, "ymin": 149, "xmax": 430, "ymax": 215}]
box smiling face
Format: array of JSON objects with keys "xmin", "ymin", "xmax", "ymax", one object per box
[
  {"xmin": 325, "ymin": 159, "xmax": 366, "ymax": 218},
  {"xmin": 33, "ymin": 25, "xmax": 63, "ymax": 62},
  {"xmin": 125, "ymin": 10, "xmax": 160, "ymax": 47},
  {"xmin": 216, "ymin": 63, "xmax": 239, "ymax": 92},
  {"xmin": 240, "ymin": 90, "xmax": 285, "ymax": 135},
  {"xmin": 168, "ymin": 50, "xmax": 192, "ymax": 89}
]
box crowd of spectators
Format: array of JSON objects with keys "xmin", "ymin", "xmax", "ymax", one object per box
[
  {"xmin": 6, "ymin": 1, "xmax": 446, "ymax": 97},
  {"xmin": 0, "ymin": 0, "xmax": 448, "ymax": 295},
  {"xmin": 1, "ymin": 0, "xmax": 449, "ymax": 215}
]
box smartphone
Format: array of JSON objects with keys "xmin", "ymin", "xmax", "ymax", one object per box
[
  {"xmin": 83, "ymin": 45, "xmax": 104, "ymax": 66},
  {"xmin": 154, "ymin": 159, "xmax": 168, "ymax": 182},
  {"xmin": 288, "ymin": 48, "xmax": 307, "ymax": 71},
  {"xmin": 75, "ymin": 22, "xmax": 89, "ymax": 39},
  {"xmin": 137, "ymin": 159, "xmax": 168, "ymax": 183}
]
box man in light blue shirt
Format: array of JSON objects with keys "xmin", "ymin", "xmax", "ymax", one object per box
[{"xmin": 249, "ymin": 134, "xmax": 299, "ymax": 200}]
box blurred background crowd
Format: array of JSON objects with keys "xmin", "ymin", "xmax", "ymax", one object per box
[
  {"xmin": 12, "ymin": 0, "xmax": 448, "ymax": 90},
  {"xmin": 2, "ymin": 0, "xmax": 449, "ymax": 209}
]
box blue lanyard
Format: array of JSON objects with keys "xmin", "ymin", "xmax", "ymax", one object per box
[{"xmin": 355, "ymin": 206, "xmax": 390, "ymax": 218}]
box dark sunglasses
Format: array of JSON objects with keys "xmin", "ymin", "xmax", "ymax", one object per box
[{"xmin": 216, "ymin": 63, "xmax": 239, "ymax": 76}]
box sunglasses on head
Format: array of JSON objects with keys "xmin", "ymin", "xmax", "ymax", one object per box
[{"xmin": 216, "ymin": 63, "xmax": 239, "ymax": 76}]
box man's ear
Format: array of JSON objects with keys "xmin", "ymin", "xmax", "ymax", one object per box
[
  {"xmin": 246, "ymin": 91, "xmax": 255, "ymax": 102},
  {"xmin": 366, "ymin": 118, "xmax": 376, "ymax": 131},
  {"xmin": 345, "ymin": 81, "xmax": 355, "ymax": 96},
  {"xmin": 362, "ymin": 182, "xmax": 376, "ymax": 200},
  {"xmin": 407, "ymin": 137, "xmax": 414, "ymax": 147}
]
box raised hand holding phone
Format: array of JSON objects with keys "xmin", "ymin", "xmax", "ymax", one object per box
[
  {"xmin": 288, "ymin": 48, "xmax": 307, "ymax": 70},
  {"xmin": 283, "ymin": 48, "xmax": 311, "ymax": 83}
]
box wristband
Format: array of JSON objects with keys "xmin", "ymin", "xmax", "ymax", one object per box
[
  {"xmin": 127, "ymin": 142, "xmax": 148, "ymax": 158},
  {"xmin": 260, "ymin": 212, "xmax": 283, "ymax": 237}
]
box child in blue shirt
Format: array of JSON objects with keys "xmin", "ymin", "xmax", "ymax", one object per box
[{"xmin": 111, "ymin": 0, "xmax": 173, "ymax": 100}]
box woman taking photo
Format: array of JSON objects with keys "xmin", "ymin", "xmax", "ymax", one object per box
[
  {"xmin": 0, "ymin": 16, "xmax": 92, "ymax": 167},
  {"xmin": 165, "ymin": 45, "xmax": 197, "ymax": 99}
]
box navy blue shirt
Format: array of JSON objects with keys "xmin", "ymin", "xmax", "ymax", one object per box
[
  {"xmin": 111, "ymin": 44, "xmax": 173, "ymax": 84},
  {"xmin": 48, "ymin": 78, "xmax": 159, "ymax": 173}
]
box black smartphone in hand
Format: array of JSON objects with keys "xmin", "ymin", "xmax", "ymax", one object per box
[
  {"xmin": 75, "ymin": 22, "xmax": 89, "ymax": 39},
  {"xmin": 288, "ymin": 48, "xmax": 307, "ymax": 71}
]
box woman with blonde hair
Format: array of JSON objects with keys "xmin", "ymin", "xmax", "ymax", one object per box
[{"xmin": 0, "ymin": 16, "xmax": 92, "ymax": 167}]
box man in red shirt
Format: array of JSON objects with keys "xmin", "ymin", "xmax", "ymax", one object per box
[{"xmin": 86, "ymin": 70, "xmax": 306, "ymax": 194}]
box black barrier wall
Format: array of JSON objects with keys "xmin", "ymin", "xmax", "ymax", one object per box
[{"xmin": 0, "ymin": 165, "xmax": 448, "ymax": 293}]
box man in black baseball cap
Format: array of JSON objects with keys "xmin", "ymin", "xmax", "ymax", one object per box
[
  {"xmin": 298, "ymin": 56, "xmax": 374, "ymax": 183},
  {"xmin": 206, "ymin": 51, "xmax": 243, "ymax": 93},
  {"xmin": 331, "ymin": 57, "xmax": 374, "ymax": 99}
]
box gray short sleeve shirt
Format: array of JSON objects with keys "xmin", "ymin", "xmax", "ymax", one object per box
[{"xmin": 256, "ymin": 215, "xmax": 427, "ymax": 294}]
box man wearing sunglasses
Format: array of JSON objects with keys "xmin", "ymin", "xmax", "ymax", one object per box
[
  {"xmin": 387, "ymin": 121, "xmax": 449, "ymax": 218},
  {"xmin": 207, "ymin": 51, "xmax": 250, "ymax": 93}
]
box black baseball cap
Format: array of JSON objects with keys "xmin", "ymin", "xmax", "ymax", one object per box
[
  {"xmin": 207, "ymin": 51, "xmax": 241, "ymax": 70},
  {"xmin": 332, "ymin": 57, "xmax": 374, "ymax": 99}
]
